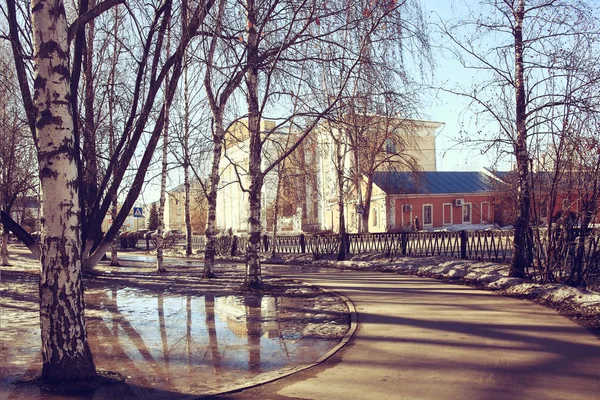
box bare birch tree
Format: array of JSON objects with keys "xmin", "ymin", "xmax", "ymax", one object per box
[
  {"xmin": 2, "ymin": 0, "xmax": 216, "ymax": 382},
  {"xmin": 199, "ymin": 0, "xmax": 245, "ymax": 278},
  {"xmin": 440, "ymin": 0, "xmax": 600, "ymax": 278},
  {"xmin": 239, "ymin": 0, "xmax": 428, "ymax": 288},
  {"xmin": 0, "ymin": 45, "xmax": 37, "ymax": 265},
  {"xmin": 157, "ymin": 6, "xmax": 173, "ymax": 273}
]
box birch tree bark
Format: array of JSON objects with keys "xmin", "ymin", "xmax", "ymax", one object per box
[
  {"xmin": 31, "ymin": 0, "xmax": 96, "ymax": 380},
  {"xmin": 244, "ymin": 0, "xmax": 263, "ymax": 289},
  {"xmin": 157, "ymin": 9, "xmax": 172, "ymax": 273},
  {"xmin": 1, "ymin": 228, "xmax": 8, "ymax": 266},
  {"xmin": 183, "ymin": 51, "xmax": 193, "ymax": 257},
  {"xmin": 509, "ymin": 0, "xmax": 530, "ymax": 278},
  {"xmin": 108, "ymin": 4, "xmax": 121, "ymax": 266},
  {"xmin": 335, "ymin": 132, "xmax": 349, "ymax": 261},
  {"xmin": 202, "ymin": 0, "xmax": 239, "ymax": 278},
  {"xmin": 440, "ymin": 0, "xmax": 598, "ymax": 280}
]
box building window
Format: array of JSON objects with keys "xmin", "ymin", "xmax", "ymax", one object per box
[
  {"xmin": 462, "ymin": 203, "xmax": 472, "ymax": 224},
  {"xmin": 480, "ymin": 201, "xmax": 490, "ymax": 223},
  {"xmin": 372, "ymin": 207, "xmax": 378, "ymax": 227},
  {"xmin": 443, "ymin": 203, "xmax": 452, "ymax": 225},
  {"xmin": 423, "ymin": 204, "xmax": 433, "ymax": 226},
  {"xmin": 385, "ymin": 138, "xmax": 396, "ymax": 153}
]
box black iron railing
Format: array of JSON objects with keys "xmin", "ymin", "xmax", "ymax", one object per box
[{"xmin": 189, "ymin": 229, "xmax": 521, "ymax": 262}]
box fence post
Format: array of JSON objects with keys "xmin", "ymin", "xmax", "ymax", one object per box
[
  {"xmin": 262, "ymin": 234, "xmax": 269, "ymax": 253},
  {"xmin": 460, "ymin": 230, "xmax": 467, "ymax": 259},
  {"xmin": 300, "ymin": 234, "xmax": 306, "ymax": 253},
  {"xmin": 231, "ymin": 235, "xmax": 238, "ymax": 256},
  {"xmin": 401, "ymin": 232, "xmax": 407, "ymax": 255}
]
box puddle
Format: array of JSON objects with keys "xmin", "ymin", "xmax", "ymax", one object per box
[{"xmin": 0, "ymin": 286, "xmax": 341, "ymax": 399}]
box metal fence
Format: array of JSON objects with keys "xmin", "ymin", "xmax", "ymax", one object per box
[
  {"xmin": 129, "ymin": 228, "xmax": 599, "ymax": 274},
  {"xmin": 188, "ymin": 229, "xmax": 520, "ymax": 262}
]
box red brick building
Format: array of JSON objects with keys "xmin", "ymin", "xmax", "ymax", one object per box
[{"xmin": 365, "ymin": 171, "xmax": 499, "ymax": 231}]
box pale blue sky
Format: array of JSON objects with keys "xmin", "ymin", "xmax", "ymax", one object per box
[{"xmin": 421, "ymin": 0, "xmax": 512, "ymax": 172}]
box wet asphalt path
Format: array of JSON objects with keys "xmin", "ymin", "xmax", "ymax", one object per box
[{"xmin": 212, "ymin": 266, "xmax": 600, "ymax": 400}]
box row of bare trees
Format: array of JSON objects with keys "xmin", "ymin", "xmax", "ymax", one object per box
[
  {"xmin": 5, "ymin": 0, "xmax": 597, "ymax": 384},
  {"xmin": 0, "ymin": 0, "xmax": 430, "ymax": 383},
  {"xmin": 440, "ymin": 0, "xmax": 600, "ymax": 284}
]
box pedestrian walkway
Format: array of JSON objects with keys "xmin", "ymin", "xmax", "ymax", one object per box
[{"xmin": 215, "ymin": 268, "xmax": 600, "ymax": 400}]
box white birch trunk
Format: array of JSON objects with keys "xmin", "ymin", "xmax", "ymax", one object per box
[
  {"xmin": 510, "ymin": 0, "xmax": 530, "ymax": 278},
  {"xmin": 203, "ymin": 115, "xmax": 223, "ymax": 278},
  {"xmin": 1, "ymin": 229, "xmax": 9, "ymax": 265},
  {"xmin": 203, "ymin": 0, "xmax": 228, "ymax": 278},
  {"xmin": 31, "ymin": 0, "xmax": 96, "ymax": 380},
  {"xmin": 157, "ymin": 22, "xmax": 171, "ymax": 273},
  {"xmin": 183, "ymin": 50, "xmax": 192, "ymax": 257},
  {"xmin": 244, "ymin": 0, "xmax": 263, "ymax": 289},
  {"xmin": 156, "ymin": 106, "xmax": 169, "ymax": 272},
  {"xmin": 108, "ymin": 5, "xmax": 120, "ymax": 266}
]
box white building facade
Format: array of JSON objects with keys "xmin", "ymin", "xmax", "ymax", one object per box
[{"xmin": 217, "ymin": 117, "xmax": 443, "ymax": 234}]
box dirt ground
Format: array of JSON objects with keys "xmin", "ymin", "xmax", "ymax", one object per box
[{"xmin": 0, "ymin": 246, "xmax": 351, "ymax": 399}]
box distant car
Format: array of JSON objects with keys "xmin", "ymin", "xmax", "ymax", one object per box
[
  {"xmin": 148, "ymin": 229, "xmax": 184, "ymax": 246},
  {"xmin": 165, "ymin": 229, "xmax": 184, "ymax": 240}
]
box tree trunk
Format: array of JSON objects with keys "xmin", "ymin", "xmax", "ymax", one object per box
[
  {"xmin": 31, "ymin": 0, "xmax": 96, "ymax": 380},
  {"xmin": 510, "ymin": 0, "xmax": 530, "ymax": 279},
  {"xmin": 110, "ymin": 200, "xmax": 119, "ymax": 266},
  {"xmin": 181, "ymin": 7, "xmax": 193, "ymax": 258},
  {"xmin": 108, "ymin": 4, "xmax": 120, "ymax": 267},
  {"xmin": 361, "ymin": 174, "xmax": 374, "ymax": 233},
  {"xmin": 246, "ymin": 171, "xmax": 264, "ymax": 289},
  {"xmin": 202, "ymin": 0, "xmax": 229, "ymax": 278},
  {"xmin": 82, "ymin": 0, "xmax": 100, "ymax": 258},
  {"xmin": 336, "ymin": 138, "xmax": 347, "ymax": 261},
  {"xmin": 183, "ymin": 162, "xmax": 192, "ymax": 257},
  {"xmin": 157, "ymin": 24, "xmax": 171, "ymax": 273},
  {"xmin": 156, "ymin": 113, "xmax": 168, "ymax": 272},
  {"xmin": 270, "ymin": 158, "xmax": 285, "ymax": 258},
  {"xmin": 1, "ymin": 228, "xmax": 9, "ymax": 266},
  {"xmin": 244, "ymin": 0, "xmax": 263, "ymax": 289},
  {"xmin": 203, "ymin": 115, "xmax": 224, "ymax": 278},
  {"xmin": 183, "ymin": 59, "xmax": 192, "ymax": 257}
]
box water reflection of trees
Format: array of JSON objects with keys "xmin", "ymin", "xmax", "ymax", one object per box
[
  {"xmin": 205, "ymin": 294, "xmax": 222, "ymax": 373},
  {"xmin": 246, "ymin": 295, "xmax": 263, "ymax": 372},
  {"xmin": 89, "ymin": 290, "xmax": 306, "ymax": 382}
]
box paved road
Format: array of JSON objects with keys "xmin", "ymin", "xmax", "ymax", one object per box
[{"xmin": 212, "ymin": 268, "xmax": 600, "ymax": 400}]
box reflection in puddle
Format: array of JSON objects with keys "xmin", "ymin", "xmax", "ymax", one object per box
[{"xmin": 1, "ymin": 287, "xmax": 341, "ymax": 399}]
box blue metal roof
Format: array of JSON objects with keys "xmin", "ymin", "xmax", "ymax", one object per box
[{"xmin": 372, "ymin": 171, "xmax": 497, "ymax": 195}]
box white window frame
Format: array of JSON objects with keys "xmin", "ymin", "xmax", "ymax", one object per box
[
  {"xmin": 442, "ymin": 202, "xmax": 453, "ymax": 225},
  {"xmin": 462, "ymin": 202, "xmax": 472, "ymax": 224},
  {"xmin": 422, "ymin": 204, "xmax": 433, "ymax": 227},
  {"xmin": 372, "ymin": 207, "xmax": 378, "ymax": 227},
  {"xmin": 480, "ymin": 201, "xmax": 490, "ymax": 224}
]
